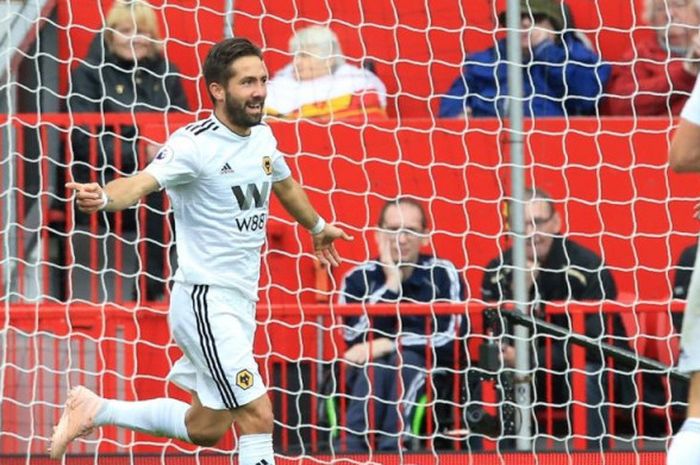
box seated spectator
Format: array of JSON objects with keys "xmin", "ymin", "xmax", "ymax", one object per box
[
  {"xmin": 481, "ymin": 187, "xmax": 626, "ymax": 448},
  {"xmin": 674, "ymin": 242, "xmax": 697, "ymax": 300},
  {"xmin": 68, "ymin": 0, "xmax": 189, "ymax": 301},
  {"xmin": 604, "ymin": 0, "xmax": 700, "ymax": 116},
  {"xmin": 440, "ymin": 0, "xmax": 610, "ymax": 118},
  {"xmin": 674, "ymin": 242, "xmax": 698, "ymax": 330},
  {"xmin": 265, "ymin": 26, "xmax": 387, "ymax": 119},
  {"xmin": 338, "ymin": 198, "xmax": 465, "ymax": 452}
]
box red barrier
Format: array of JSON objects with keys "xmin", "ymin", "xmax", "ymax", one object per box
[
  {"xmin": 141, "ymin": 116, "xmax": 700, "ymax": 303},
  {"xmin": 0, "ymin": 301, "xmax": 685, "ymax": 455},
  {"xmin": 4, "ymin": 113, "xmax": 699, "ymax": 304}
]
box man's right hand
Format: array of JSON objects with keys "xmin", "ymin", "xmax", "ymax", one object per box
[
  {"xmin": 378, "ymin": 234, "xmax": 401, "ymax": 292},
  {"xmin": 65, "ymin": 182, "xmax": 106, "ymax": 213}
]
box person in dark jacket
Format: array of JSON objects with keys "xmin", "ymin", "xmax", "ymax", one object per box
[
  {"xmin": 481, "ymin": 187, "xmax": 624, "ymax": 448},
  {"xmin": 674, "ymin": 242, "xmax": 698, "ymax": 331},
  {"xmin": 439, "ymin": 0, "xmax": 610, "ymax": 118},
  {"xmin": 68, "ymin": 0, "xmax": 189, "ymax": 301},
  {"xmin": 338, "ymin": 197, "xmax": 465, "ymax": 452}
]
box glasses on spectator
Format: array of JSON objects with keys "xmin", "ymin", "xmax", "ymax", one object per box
[
  {"xmin": 381, "ymin": 227, "xmax": 426, "ymax": 238},
  {"xmin": 527, "ymin": 212, "xmax": 555, "ymax": 229},
  {"xmin": 510, "ymin": 211, "xmax": 555, "ymax": 230}
]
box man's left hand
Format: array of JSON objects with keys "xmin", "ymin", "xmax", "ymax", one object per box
[{"xmin": 312, "ymin": 224, "xmax": 353, "ymax": 267}]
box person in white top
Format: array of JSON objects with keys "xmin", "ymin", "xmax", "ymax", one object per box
[
  {"xmin": 667, "ymin": 74, "xmax": 700, "ymax": 464},
  {"xmin": 50, "ymin": 37, "xmax": 352, "ymax": 465},
  {"xmin": 265, "ymin": 25, "xmax": 387, "ymax": 119}
]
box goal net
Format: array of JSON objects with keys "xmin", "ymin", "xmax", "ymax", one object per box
[{"xmin": 0, "ymin": 0, "xmax": 687, "ymax": 463}]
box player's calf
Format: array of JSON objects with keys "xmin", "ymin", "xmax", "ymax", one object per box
[{"xmin": 231, "ymin": 394, "xmax": 274, "ymax": 435}]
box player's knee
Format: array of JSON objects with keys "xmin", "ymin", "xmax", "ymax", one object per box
[
  {"xmin": 185, "ymin": 408, "xmax": 232, "ymax": 447},
  {"xmin": 187, "ymin": 424, "xmax": 228, "ymax": 447}
]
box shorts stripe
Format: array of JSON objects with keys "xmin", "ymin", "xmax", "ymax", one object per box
[
  {"xmin": 199, "ymin": 285, "xmax": 239, "ymax": 408},
  {"xmin": 191, "ymin": 284, "xmax": 238, "ymax": 409}
]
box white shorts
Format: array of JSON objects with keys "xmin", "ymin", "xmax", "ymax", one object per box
[
  {"xmin": 167, "ymin": 282, "xmax": 266, "ymax": 409},
  {"xmin": 680, "ymin": 243, "xmax": 700, "ymax": 373}
]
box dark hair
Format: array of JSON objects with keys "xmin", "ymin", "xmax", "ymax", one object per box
[
  {"xmin": 203, "ymin": 37, "xmax": 263, "ymax": 103},
  {"xmin": 377, "ymin": 197, "xmax": 428, "ymax": 230}
]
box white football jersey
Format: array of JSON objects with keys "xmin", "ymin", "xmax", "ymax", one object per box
[
  {"xmin": 682, "ymin": 76, "xmax": 700, "ymax": 125},
  {"xmin": 145, "ymin": 114, "xmax": 291, "ymax": 300}
]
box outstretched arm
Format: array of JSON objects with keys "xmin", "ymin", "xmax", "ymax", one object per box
[
  {"xmin": 272, "ymin": 176, "xmax": 353, "ymax": 266},
  {"xmin": 66, "ymin": 171, "xmax": 160, "ymax": 213}
]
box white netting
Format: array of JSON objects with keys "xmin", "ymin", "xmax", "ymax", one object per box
[{"xmin": 0, "ymin": 0, "xmax": 692, "ymax": 463}]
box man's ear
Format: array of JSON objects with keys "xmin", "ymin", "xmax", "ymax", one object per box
[
  {"xmin": 209, "ymin": 82, "xmax": 225, "ymax": 103},
  {"xmin": 420, "ymin": 229, "xmax": 429, "ymax": 247},
  {"xmin": 552, "ymin": 211, "xmax": 562, "ymax": 232}
]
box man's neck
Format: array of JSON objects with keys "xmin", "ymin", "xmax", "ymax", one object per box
[
  {"xmin": 399, "ymin": 263, "xmax": 417, "ymax": 282},
  {"xmin": 214, "ymin": 109, "xmax": 251, "ymax": 137}
]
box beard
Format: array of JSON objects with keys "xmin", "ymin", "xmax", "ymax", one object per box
[{"xmin": 223, "ymin": 91, "xmax": 264, "ymax": 129}]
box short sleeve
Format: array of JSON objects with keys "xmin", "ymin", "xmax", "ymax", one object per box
[
  {"xmin": 681, "ymin": 76, "xmax": 700, "ymax": 125},
  {"xmin": 144, "ymin": 132, "xmax": 202, "ymax": 188},
  {"xmin": 271, "ymin": 149, "xmax": 291, "ymax": 182}
]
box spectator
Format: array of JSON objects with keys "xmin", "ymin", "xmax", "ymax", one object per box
[
  {"xmin": 440, "ymin": 0, "xmax": 610, "ymax": 118},
  {"xmin": 604, "ymin": 0, "xmax": 700, "ymax": 116},
  {"xmin": 480, "ymin": 187, "xmax": 625, "ymax": 447},
  {"xmin": 338, "ymin": 198, "xmax": 465, "ymax": 452},
  {"xmin": 674, "ymin": 242, "xmax": 698, "ymax": 330},
  {"xmin": 674, "ymin": 242, "xmax": 697, "ymax": 301},
  {"xmin": 265, "ymin": 26, "xmax": 387, "ymax": 119},
  {"xmin": 68, "ymin": 0, "xmax": 188, "ymax": 301}
]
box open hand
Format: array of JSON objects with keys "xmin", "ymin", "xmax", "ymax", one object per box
[
  {"xmin": 312, "ymin": 223, "xmax": 353, "ymax": 267},
  {"xmin": 378, "ymin": 234, "xmax": 402, "ymax": 292},
  {"xmin": 65, "ymin": 182, "xmax": 106, "ymax": 213},
  {"xmin": 343, "ymin": 338, "xmax": 395, "ymax": 365}
]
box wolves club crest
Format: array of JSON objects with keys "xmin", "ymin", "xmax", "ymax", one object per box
[{"xmin": 236, "ymin": 369, "xmax": 254, "ymax": 390}]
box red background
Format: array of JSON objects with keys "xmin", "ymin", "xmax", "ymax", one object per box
[{"xmin": 56, "ymin": 0, "xmax": 651, "ymax": 117}]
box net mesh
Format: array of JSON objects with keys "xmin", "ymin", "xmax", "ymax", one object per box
[{"xmin": 0, "ymin": 0, "xmax": 691, "ymax": 461}]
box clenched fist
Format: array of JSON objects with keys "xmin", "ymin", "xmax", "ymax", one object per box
[{"xmin": 65, "ymin": 182, "xmax": 108, "ymax": 213}]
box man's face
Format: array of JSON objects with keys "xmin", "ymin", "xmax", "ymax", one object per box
[
  {"xmin": 110, "ymin": 21, "xmax": 152, "ymax": 62},
  {"xmin": 293, "ymin": 53, "xmax": 334, "ymax": 81},
  {"xmin": 650, "ymin": 0, "xmax": 700, "ymax": 51},
  {"xmin": 520, "ymin": 199, "xmax": 560, "ymax": 264},
  {"xmin": 222, "ymin": 56, "xmax": 268, "ymax": 129},
  {"xmin": 376, "ymin": 203, "xmax": 427, "ymax": 265},
  {"xmin": 520, "ymin": 14, "xmax": 555, "ymax": 53}
]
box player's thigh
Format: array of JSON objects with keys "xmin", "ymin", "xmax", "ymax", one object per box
[{"xmin": 169, "ymin": 283, "xmax": 265, "ymax": 410}]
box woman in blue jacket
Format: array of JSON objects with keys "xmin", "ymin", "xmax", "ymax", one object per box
[{"xmin": 440, "ymin": 0, "xmax": 610, "ymax": 118}]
